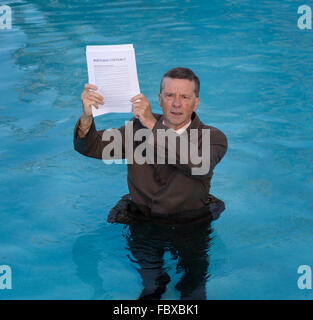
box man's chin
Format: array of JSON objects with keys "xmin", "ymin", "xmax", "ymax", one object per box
[{"xmin": 165, "ymin": 118, "xmax": 186, "ymax": 129}]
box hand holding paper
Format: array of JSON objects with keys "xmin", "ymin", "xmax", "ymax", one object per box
[
  {"xmin": 81, "ymin": 83, "xmax": 104, "ymax": 117},
  {"xmin": 131, "ymin": 93, "xmax": 157, "ymax": 130}
]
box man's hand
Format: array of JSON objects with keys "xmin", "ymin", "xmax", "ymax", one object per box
[
  {"xmin": 78, "ymin": 84, "xmax": 104, "ymax": 138},
  {"xmin": 131, "ymin": 93, "xmax": 157, "ymax": 130},
  {"xmin": 81, "ymin": 83, "xmax": 105, "ymax": 118}
]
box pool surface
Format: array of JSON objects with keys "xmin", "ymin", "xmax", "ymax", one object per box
[{"xmin": 1, "ymin": 0, "xmax": 313, "ymax": 299}]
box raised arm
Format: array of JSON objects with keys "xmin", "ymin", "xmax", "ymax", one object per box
[
  {"xmin": 77, "ymin": 83, "xmax": 104, "ymax": 138},
  {"xmin": 73, "ymin": 84, "xmax": 126, "ymax": 160}
]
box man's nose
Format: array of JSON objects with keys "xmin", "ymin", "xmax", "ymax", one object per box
[{"xmin": 172, "ymin": 96, "xmax": 181, "ymax": 108}]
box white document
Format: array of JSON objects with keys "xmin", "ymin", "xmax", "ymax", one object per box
[{"xmin": 86, "ymin": 44, "xmax": 140, "ymax": 117}]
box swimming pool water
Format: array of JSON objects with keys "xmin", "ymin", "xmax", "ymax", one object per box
[{"xmin": 1, "ymin": 0, "xmax": 313, "ymax": 299}]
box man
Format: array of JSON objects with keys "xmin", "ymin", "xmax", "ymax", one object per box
[
  {"xmin": 74, "ymin": 67, "xmax": 227, "ymax": 223},
  {"xmin": 73, "ymin": 67, "xmax": 228, "ymax": 299}
]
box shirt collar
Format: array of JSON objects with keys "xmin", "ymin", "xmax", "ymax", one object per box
[{"xmin": 162, "ymin": 120, "xmax": 191, "ymax": 135}]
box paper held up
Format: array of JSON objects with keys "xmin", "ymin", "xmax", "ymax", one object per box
[{"xmin": 86, "ymin": 44, "xmax": 140, "ymax": 117}]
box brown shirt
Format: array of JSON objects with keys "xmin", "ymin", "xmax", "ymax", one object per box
[{"xmin": 73, "ymin": 112, "xmax": 227, "ymax": 218}]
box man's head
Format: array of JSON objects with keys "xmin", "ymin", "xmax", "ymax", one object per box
[{"xmin": 159, "ymin": 67, "xmax": 200, "ymax": 130}]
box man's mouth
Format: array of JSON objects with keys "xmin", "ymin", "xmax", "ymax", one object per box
[{"xmin": 170, "ymin": 111, "xmax": 183, "ymax": 116}]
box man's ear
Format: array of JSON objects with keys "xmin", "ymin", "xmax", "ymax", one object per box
[
  {"xmin": 193, "ymin": 97, "xmax": 200, "ymax": 111},
  {"xmin": 158, "ymin": 92, "xmax": 162, "ymax": 107}
]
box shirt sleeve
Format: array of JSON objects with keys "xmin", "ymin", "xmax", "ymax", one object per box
[{"xmin": 73, "ymin": 117, "xmax": 127, "ymax": 160}]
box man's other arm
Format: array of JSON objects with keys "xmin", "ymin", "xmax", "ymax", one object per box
[{"xmin": 149, "ymin": 121, "xmax": 228, "ymax": 179}]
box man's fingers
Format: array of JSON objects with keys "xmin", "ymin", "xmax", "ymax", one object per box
[
  {"xmin": 132, "ymin": 102, "xmax": 142, "ymax": 108},
  {"xmin": 133, "ymin": 112, "xmax": 140, "ymax": 119},
  {"xmin": 132, "ymin": 105, "xmax": 141, "ymax": 117},
  {"xmin": 88, "ymin": 92, "xmax": 104, "ymax": 103},
  {"xmin": 132, "ymin": 102, "xmax": 149, "ymax": 111},
  {"xmin": 132, "ymin": 104, "xmax": 143, "ymax": 112},
  {"xmin": 82, "ymin": 91, "xmax": 104, "ymax": 106},
  {"xmin": 84, "ymin": 83, "xmax": 98, "ymax": 91},
  {"xmin": 130, "ymin": 93, "xmax": 144, "ymax": 102},
  {"xmin": 92, "ymin": 102, "xmax": 99, "ymax": 109},
  {"xmin": 82, "ymin": 84, "xmax": 104, "ymax": 102},
  {"xmin": 84, "ymin": 98, "xmax": 100, "ymax": 109}
]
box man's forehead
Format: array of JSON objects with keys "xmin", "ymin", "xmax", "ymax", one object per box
[{"xmin": 162, "ymin": 77, "xmax": 195, "ymax": 93}]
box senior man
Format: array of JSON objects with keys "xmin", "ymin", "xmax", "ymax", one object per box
[
  {"xmin": 74, "ymin": 67, "xmax": 227, "ymax": 224},
  {"xmin": 73, "ymin": 67, "xmax": 228, "ymax": 299}
]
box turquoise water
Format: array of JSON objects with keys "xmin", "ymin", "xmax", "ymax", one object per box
[{"xmin": 1, "ymin": 0, "xmax": 313, "ymax": 299}]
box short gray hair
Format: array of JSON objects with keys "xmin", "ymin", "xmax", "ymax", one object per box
[{"xmin": 160, "ymin": 67, "xmax": 200, "ymax": 97}]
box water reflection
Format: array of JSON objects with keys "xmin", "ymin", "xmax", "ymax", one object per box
[{"xmin": 72, "ymin": 219, "xmax": 212, "ymax": 300}]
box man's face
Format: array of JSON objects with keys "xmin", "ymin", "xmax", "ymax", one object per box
[{"xmin": 158, "ymin": 77, "xmax": 200, "ymax": 130}]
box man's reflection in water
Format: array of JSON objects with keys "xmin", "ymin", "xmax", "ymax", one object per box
[
  {"xmin": 125, "ymin": 219, "xmax": 213, "ymax": 300},
  {"xmin": 72, "ymin": 219, "xmax": 212, "ymax": 300}
]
